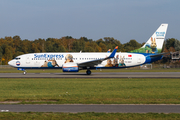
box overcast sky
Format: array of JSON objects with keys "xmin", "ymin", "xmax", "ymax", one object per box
[{"xmin": 0, "ymin": 0, "xmax": 180, "ymax": 43}]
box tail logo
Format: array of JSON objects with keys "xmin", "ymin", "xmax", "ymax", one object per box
[{"xmin": 156, "ymin": 32, "xmax": 165, "ymax": 37}]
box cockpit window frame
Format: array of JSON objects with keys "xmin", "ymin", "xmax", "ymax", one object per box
[{"xmin": 14, "ymin": 57, "xmax": 21, "ymax": 60}]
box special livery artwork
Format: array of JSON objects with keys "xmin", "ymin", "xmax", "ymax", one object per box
[
  {"xmin": 64, "ymin": 54, "xmax": 74, "ymax": 63},
  {"xmin": 41, "ymin": 58, "xmax": 59, "ymax": 67},
  {"xmin": 40, "ymin": 54, "xmax": 75, "ymax": 68},
  {"xmin": 38, "ymin": 53, "xmax": 128, "ymax": 68},
  {"xmin": 105, "ymin": 55, "xmax": 126, "ymax": 67},
  {"xmin": 130, "ymin": 37, "xmax": 161, "ymax": 53},
  {"xmin": 130, "ymin": 31, "xmax": 166, "ymax": 54}
]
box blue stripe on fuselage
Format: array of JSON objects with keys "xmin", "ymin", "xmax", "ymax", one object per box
[{"xmin": 135, "ymin": 53, "xmax": 163, "ymax": 64}]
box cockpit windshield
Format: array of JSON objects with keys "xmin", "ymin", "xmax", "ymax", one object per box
[{"xmin": 15, "ymin": 57, "xmax": 21, "ymax": 60}]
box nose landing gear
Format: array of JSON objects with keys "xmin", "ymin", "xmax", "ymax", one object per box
[
  {"xmin": 17, "ymin": 68, "xmax": 27, "ymax": 75},
  {"xmin": 23, "ymin": 70, "xmax": 27, "ymax": 75}
]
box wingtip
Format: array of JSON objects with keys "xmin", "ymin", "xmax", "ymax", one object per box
[{"xmin": 115, "ymin": 46, "xmax": 118, "ymax": 49}]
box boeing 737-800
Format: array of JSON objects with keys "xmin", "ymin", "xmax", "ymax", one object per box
[{"xmin": 8, "ymin": 24, "xmax": 168, "ymax": 75}]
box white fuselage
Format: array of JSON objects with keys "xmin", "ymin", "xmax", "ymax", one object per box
[{"xmin": 8, "ymin": 52, "xmax": 146, "ymax": 69}]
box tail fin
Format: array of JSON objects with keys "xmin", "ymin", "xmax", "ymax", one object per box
[{"xmin": 130, "ymin": 24, "xmax": 168, "ymax": 54}]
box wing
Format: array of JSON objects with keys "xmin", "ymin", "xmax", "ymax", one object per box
[{"xmin": 78, "ymin": 46, "xmax": 118, "ymax": 68}]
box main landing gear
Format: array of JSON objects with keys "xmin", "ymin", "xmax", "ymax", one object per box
[{"xmin": 86, "ymin": 69, "xmax": 91, "ymax": 75}]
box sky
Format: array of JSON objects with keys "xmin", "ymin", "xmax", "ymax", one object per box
[{"xmin": 0, "ymin": 0, "xmax": 180, "ymax": 44}]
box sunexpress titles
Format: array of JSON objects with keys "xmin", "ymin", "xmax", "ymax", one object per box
[{"xmin": 34, "ymin": 54, "xmax": 64, "ymax": 59}]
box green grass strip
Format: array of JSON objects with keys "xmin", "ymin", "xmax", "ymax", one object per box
[
  {"xmin": 0, "ymin": 113, "xmax": 180, "ymax": 120},
  {"xmin": 0, "ymin": 78, "xmax": 180, "ymax": 104}
]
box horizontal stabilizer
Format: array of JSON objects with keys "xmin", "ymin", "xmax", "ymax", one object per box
[{"xmin": 149, "ymin": 52, "xmax": 170, "ymax": 57}]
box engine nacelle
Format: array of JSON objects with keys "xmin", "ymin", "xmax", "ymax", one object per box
[{"xmin": 62, "ymin": 63, "xmax": 79, "ymax": 72}]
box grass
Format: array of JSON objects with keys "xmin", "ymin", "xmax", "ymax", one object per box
[
  {"xmin": 0, "ymin": 113, "xmax": 180, "ymax": 120},
  {"xmin": 0, "ymin": 78, "xmax": 180, "ymax": 104}
]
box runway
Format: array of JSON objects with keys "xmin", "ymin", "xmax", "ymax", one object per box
[
  {"xmin": 0, "ymin": 104, "xmax": 180, "ymax": 113},
  {"xmin": 0, "ymin": 72, "xmax": 180, "ymax": 78}
]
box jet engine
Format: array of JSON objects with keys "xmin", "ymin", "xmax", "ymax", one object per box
[{"xmin": 62, "ymin": 63, "xmax": 79, "ymax": 72}]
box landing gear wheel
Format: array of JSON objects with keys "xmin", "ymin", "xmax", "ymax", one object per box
[
  {"xmin": 86, "ymin": 70, "xmax": 91, "ymax": 75},
  {"xmin": 23, "ymin": 71, "xmax": 27, "ymax": 75}
]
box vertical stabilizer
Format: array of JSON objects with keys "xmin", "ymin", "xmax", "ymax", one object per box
[{"xmin": 130, "ymin": 24, "xmax": 168, "ymax": 53}]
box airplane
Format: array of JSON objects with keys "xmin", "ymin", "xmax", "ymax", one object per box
[{"xmin": 8, "ymin": 24, "xmax": 168, "ymax": 75}]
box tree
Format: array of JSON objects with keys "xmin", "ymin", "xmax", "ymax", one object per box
[
  {"xmin": 1, "ymin": 35, "xmax": 180, "ymax": 65},
  {"xmin": 21, "ymin": 40, "xmax": 31, "ymax": 53},
  {"xmin": 104, "ymin": 37, "xmax": 115, "ymax": 44},
  {"xmin": 0, "ymin": 47, "xmax": 2, "ymax": 65},
  {"xmin": 84, "ymin": 46, "xmax": 94, "ymax": 52},
  {"xmin": 123, "ymin": 39, "xmax": 141, "ymax": 51},
  {"xmin": 72, "ymin": 41, "xmax": 80, "ymax": 52},
  {"xmin": 78, "ymin": 38, "xmax": 85, "ymax": 52},
  {"xmin": 165, "ymin": 38, "xmax": 175, "ymax": 50},
  {"xmin": 34, "ymin": 38, "xmax": 46, "ymax": 52},
  {"xmin": 99, "ymin": 42, "xmax": 107, "ymax": 52},
  {"xmin": 4, "ymin": 46, "xmax": 13, "ymax": 64},
  {"xmin": 128, "ymin": 40, "xmax": 141, "ymax": 49},
  {"xmin": 14, "ymin": 51, "xmax": 24, "ymax": 58},
  {"xmin": 46, "ymin": 38, "xmax": 54, "ymax": 52},
  {"xmin": 174, "ymin": 39, "xmax": 180, "ymax": 51},
  {"xmin": 96, "ymin": 39, "xmax": 105, "ymax": 45},
  {"xmin": 31, "ymin": 43, "xmax": 40, "ymax": 53},
  {"xmin": 13, "ymin": 35, "xmax": 22, "ymax": 51}
]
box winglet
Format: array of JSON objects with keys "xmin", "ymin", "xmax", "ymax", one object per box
[
  {"xmin": 108, "ymin": 46, "xmax": 118, "ymax": 58},
  {"xmin": 107, "ymin": 49, "xmax": 111, "ymax": 53}
]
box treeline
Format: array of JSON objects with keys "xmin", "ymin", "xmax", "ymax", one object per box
[{"xmin": 0, "ymin": 35, "xmax": 179, "ymax": 65}]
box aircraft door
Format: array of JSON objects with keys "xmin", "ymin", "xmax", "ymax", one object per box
[
  {"xmin": 137, "ymin": 55, "xmax": 143, "ymax": 63},
  {"xmin": 26, "ymin": 56, "xmax": 30, "ymax": 64}
]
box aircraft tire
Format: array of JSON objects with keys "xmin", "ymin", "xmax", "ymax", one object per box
[
  {"xmin": 23, "ymin": 71, "xmax": 26, "ymax": 75},
  {"xmin": 86, "ymin": 70, "xmax": 91, "ymax": 75}
]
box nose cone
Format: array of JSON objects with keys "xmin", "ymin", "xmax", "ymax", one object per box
[{"xmin": 8, "ymin": 60, "xmax": 14, "ymax": 67}]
